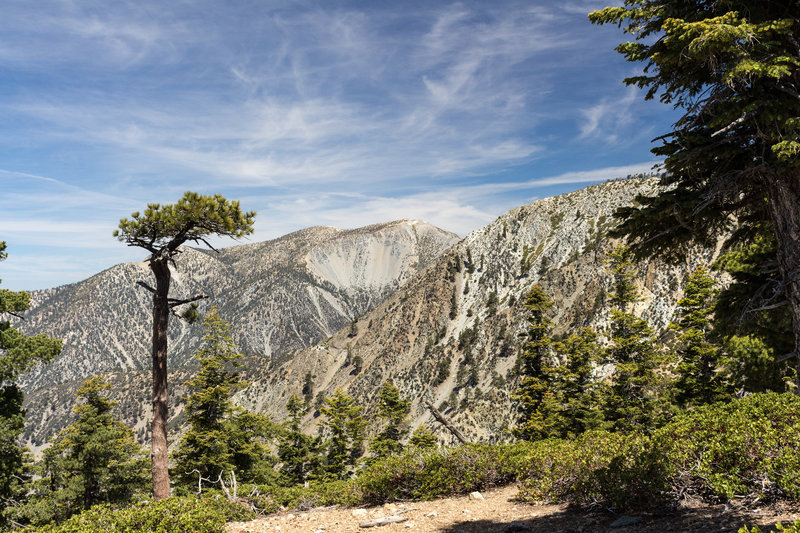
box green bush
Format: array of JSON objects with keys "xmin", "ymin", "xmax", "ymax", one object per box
[
  {"xmin": 655, "ymin": 393, "xmax": 800, "ymax": 501},
  {"xmin": 29, "ymin": 494, "xmax": 255, "ymax": 533},
  {"xmin": 354, "ymin": 443, "xmax": 526, "ymax": 503},
  {"xmin": 740, "ymin": 522, "xmax": 800, "ymax": 533},
  {"xmin": 517, "ymin": 431, "xmax": 670, "ymax": 509},
  {"xmin": 515, "ymin": 393, "xmax": 800, "ymax": 510},
  {"xmin": 246, "ymin": 480, "xmax": 360, "ymax": 514}
]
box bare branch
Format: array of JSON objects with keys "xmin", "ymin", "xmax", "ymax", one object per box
[
  {"xmin": 167, "ymin": 294, "xmax": 207, "ymax": 309},
  {"xmin": 746, "ymin": 300, "xmax": 789, "ymax": 313},
  {"xmin": 777, "ymin": 352, "xmax": 798, "ymax": 363},
  {"xmin": 135, "ymin": 281, "xmax": 156, "ymax": 294}
]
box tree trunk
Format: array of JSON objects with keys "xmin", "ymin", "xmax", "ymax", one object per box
[
  {"xmin": 151, "ymin": 259, "xmax": 171, "ymax": 500},
  {"xmin": 765, "ymin": 174, "xmax": 800, "ymax": 393}
]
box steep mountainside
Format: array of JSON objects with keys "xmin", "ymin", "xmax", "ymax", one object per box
[
  {"xmin": 18, "ymin": 220, "xmax": 458, "ymax": 447},
  {"xmin": 236, "ymin": 178, "xmax": 726, "ymax": 443}
]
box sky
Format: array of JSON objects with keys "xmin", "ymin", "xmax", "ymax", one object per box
[{"xmin": 0, "ymin": 0, "xmax": 677, "ymax": 291}]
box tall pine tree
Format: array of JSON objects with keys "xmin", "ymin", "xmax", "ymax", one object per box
[
  {"xmin": 671, "ymin": 266, "xmax": 730, "ymax": 407},
  {"xmin": 319, "ymin": 389, "xmax": 366, "ymax": 480},
  {"xmin": 604, "ymin": 246, "xmax": 670, "ymax": 431},
  {"xmin": 173, "ymin": 307, "xmax": 275, "ymax": 489}
]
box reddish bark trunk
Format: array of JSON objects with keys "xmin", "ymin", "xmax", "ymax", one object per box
[
  {"xmin": 765, "ymin": 174, "xmax": 800, "ymax": 393},
  {"xmin": 151, "ymin": 259, "xmax": 171, "ymax": 500}
]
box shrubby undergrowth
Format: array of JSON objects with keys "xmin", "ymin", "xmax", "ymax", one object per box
[
  {"xmin": 27, "ymin": 393, "xmax": 800, "ymax": 532},
  {"xmin": 28, "ymin": 495, "xmax": 254, "ymax": 533}
]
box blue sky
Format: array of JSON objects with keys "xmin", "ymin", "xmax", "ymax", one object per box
[{"xmin": 0, "ymin": 0, "xmax": 676, "ymax": 291}]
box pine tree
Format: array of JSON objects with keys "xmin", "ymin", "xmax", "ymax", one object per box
[
  {"xmin": 369, "ymin": 381, "xmax": 411, "ymax": 461},
  {"xmin": 604, "ymin": 246, "xmax": 671, "ymax": 432},
  {"xmin": 173, "ymin": 307, "xmax": 275, "ymax": 489},
  {"xmin": 551, "ymin": 327, "xmax": 605, "ymax": 437},
  {"xmin": 319, "ymin": 389, "xmax": 367, "ymax": 479},
  {"xmin": 590, "ymin": 1, "xmax": 800, "ymax": 391},
  {"xmin": 512, "ymin": 285, "xmax": 559, "ymax": 440},
  {"xmin": 0, "ymin": 241, "xmax": 61, "ymax": 526},
  {"xmin": 17, "ymin": 376, "xmax": 148, "ymax": 526},
  {"xmin": 671, "ymin": 266, "xmax": 730, "ymax": 407},
  {"xmin": 114, "ymin": 192, "xmax": 255, "ymax": 499},
  {"xmin": 408, "ymin": 426, "xmax": 437, "ymax": 449},
  {"xmin": 277, "ymin": 394, "xmax": 321, "ymax": 486}
]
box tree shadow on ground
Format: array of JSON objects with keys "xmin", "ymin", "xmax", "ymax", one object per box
[{"xmin": 435, "ymin": 504, "xmax": 793, "ymax": 533}]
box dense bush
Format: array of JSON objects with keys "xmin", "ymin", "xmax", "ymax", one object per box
[
  {"xmin": 29, "ymin": 494, "xmax": 255, "ymax": 533},
  {"xmin": 740, "ymin": 523, "xmax": 800, "ymax": 533},
  {"xmin": 516, "ymin": 393, "xmax": 800, "ymax": 509},
  {"xmin": 354, "ymin": 443, "xmax": 525, "ymax": 503}
]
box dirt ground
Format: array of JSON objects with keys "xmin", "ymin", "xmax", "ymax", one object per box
[{"xmin": 226, "ymin": 485, "xmax": 800, "ymax": 533}]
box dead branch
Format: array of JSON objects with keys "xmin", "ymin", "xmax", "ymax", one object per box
[{"xmin": 424, "ymin": 399, "xmax": 468, "ymax": 444}]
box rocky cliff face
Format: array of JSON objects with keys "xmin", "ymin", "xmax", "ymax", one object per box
[
  {"xmin": 18, "ymin": 220, "xmax": 459, "ymax": 448},
  {"xmin": 235, "ymin": 178, "xmax": 726, "ymax": 444}
]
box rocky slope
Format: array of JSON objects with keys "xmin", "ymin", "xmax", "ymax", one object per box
[
  {"xmin": 236, "ymin": 178, "xmax": 727, "ymax": 443},
  {"xmin": 17, "ymin": 220, "xmax": 459, "ymax": 448}
]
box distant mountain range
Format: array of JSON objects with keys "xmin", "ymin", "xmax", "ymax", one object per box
[
  {"xmin": 18, "ymin": 177, "xmax": 725, "ymax": 451},
  {"xmin": 18, "ymin": 220, "xmax": 458, "ymax": 449}
]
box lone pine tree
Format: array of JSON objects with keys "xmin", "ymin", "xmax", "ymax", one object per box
[
  {"xmin": 114, "ymin": 192, "xmax": 255, "ymax": 499},
  {"xmin": 0, "ymin": 241, "xmax": 61, "ymax": 525}
]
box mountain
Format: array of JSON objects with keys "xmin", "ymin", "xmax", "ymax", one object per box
[
  {"xmin": 234, "ymin": 177, "xmax": 727, "ymax": 443},
  {"xmin": 18, "ymin": 220, "xmax": 459, "ymax": 448}
]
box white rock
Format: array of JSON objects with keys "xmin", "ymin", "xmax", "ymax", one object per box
[
  {"xmin": 469, "ymin": 491, "xmax": 485, "ymax": 500},
  {"xmin": 352, "ymin": 509, "xmax": 368, "ymax": 517}
]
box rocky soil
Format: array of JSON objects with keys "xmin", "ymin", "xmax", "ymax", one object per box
[{"xmin": 227, "ymin": 485, "xmax": 800, "ymax": 533}]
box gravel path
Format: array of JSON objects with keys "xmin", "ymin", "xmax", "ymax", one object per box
[{"xmin": 226, "ymin": 485, "xmax": 800, "ymax": 533}]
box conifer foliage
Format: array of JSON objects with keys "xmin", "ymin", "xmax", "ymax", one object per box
[
  {"xmin": 277, "ymin": 394, "xmax": 321, "ymax": 485},
  {"xmin": 0, "ymin": 241, "xmax": 61, "ymax": 526},
  {"xmin": 512, "ymin": 285, "xmax": 559, "ymax": 440},
  {"xmin": 590, "ymin": 0, "xmax": 800, "ymax": 390},
  {"xmin": 604, "ymin": 246, "xmax": 669, "ymax": 431},
  {"xmin": 319, "ymin": 389, "xmax": 367, "ymax": 479},
  {"xmin": 18, "ymin": 376, "xmax": 148, "ymax": 526},
  {"xmin": 369, "ymin": 380, "xmax": 411, "ymax": 461},
  {"xmin": 671, "ymin": 266, "xmax": 730, "ymax": 407},
  {"xmin": 173, "ymin": 307, "xmax": 276, "ymax": 490}
]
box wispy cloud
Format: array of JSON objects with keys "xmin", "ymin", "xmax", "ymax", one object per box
[{"xmin": 0, "ymin": 1, "xmax": 674, "ymax": 290}]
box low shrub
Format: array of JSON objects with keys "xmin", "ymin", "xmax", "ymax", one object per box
[
  {"xmin": 740, "ymin": 522, "xmax": 800, "ymax": 533},
  {"xmin": 655, "ymin": 393, "xmax": 800, "ymax": 501},
  {"xmin": 354, "ymin": 443, "xmax": 530, "ymax": 503},
  {"xmin": 29, "ymin": 494, "xmax": 255, "ymax": 533},
  {"xmin": 515, "ymin": 393, "xmax": 800, "ymax": 510}
]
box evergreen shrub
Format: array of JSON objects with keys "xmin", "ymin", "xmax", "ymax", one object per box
[{"xmin": 29, "ymin": 495, "xmax": 255, "ymax": 533}]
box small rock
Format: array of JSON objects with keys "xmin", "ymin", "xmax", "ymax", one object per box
[
  {"xmin": 469, "ymin": 491, "xmax": 485, "ymax": 501},
  {"xmin": 352, "ymin": 509, "xmax": 368, "ymax": 517},
  {"xmin": 404, "ymin": 522, "xmax": 415, "ymax": 528},
  {"xmin": 504, "ymin": 522, "xmax": 530, "ymax": 532},
  {"xmin": 286, "ymin": 513, "xmax": 295, "ymax": 520},
  {"xmin": 425, "ymin": 511, "xmax": 438, "ymax": 518},
  {"xmin": 463, "ymin": 509, "xmax": 471, "ymax": 514},
  {"xmin": 610, "ymin": 515, "xmax": 642, "ymax": 528}
]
